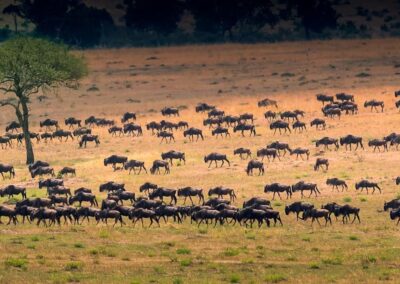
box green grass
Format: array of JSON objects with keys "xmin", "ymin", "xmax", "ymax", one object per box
[{"xmin": 4, "ymin": 257, "xmax": 28, "ymax": 270}]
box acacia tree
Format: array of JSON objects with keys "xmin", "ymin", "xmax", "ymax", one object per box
[{"xmin": 0, "ymin": 37, "xmax": 87, "ymax": 164}]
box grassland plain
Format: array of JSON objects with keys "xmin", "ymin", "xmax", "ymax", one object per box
[{"xmin": 0, "ymin": 38, "xmax": 400, "ymax": 283}]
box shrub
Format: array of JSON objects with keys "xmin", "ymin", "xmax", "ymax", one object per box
[
  {"xmin": 223, "ymin": 248, "xmax": 240, "ymax": 257},
  {"xmin": 176, "ymin": 248, "xmax": 191, "ymax": 255},
  {"xmin": 64, "ymin": 261, "xmax": 83, "ymax": 271},
  {"xmin": 180, "ymin": 259, "xmax": 192, "ymax": 267},
  {"xmin": 264, "ymin": 273, "xmax": 287, "ymax": 283},
  {"xmin": 4, "ymin": 257, "xmax": 28, "ymax": 269}
]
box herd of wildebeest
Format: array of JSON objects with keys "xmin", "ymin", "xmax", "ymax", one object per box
[{"xmin": 0, "ymin": 91, "xmax": 399, "ymax": 228}]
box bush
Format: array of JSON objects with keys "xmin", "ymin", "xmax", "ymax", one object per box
[
  {"xmin": 4, "ymin": 257, "xmax": 28, "ymax": 269},
  {"xmin": 176, "ymin": 248, "xmax": 191, "ymax": 255},
  {"xmin": 64, "ymin": 261, "xmax": 83, "ymax": 271},
  {"xmin": 264, "ymin": 273, "xmax": 287, "ymax": 283},
  {"xmin": 180, "ymin": 259, "xmax": 192, "ymax": 267}
]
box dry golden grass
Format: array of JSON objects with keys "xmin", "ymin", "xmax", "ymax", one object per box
[{"xmin": 0, "ymin": 38, "xmax": 400, "ymax": 283}]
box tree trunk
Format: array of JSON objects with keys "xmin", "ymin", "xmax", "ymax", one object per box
[
  {"xmin": 15, "ymin": 100, "xmax": 34, "ymax": 165},
  {"xmin": 13, "ymin": 14, "xmax": 18, "ymax": 33}
]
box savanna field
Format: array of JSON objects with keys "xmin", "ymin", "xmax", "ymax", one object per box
[{"xmin": 1, "ymin": 38, "xmax": 400, "ymax": 283}]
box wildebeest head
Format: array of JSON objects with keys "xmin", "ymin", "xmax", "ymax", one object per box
[{"xmin": 355, "ymin": 182, "xmax": 360, "ymax": 190}]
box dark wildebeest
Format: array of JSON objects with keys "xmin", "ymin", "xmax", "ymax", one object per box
[
  {"xmin": 355, "ymin": 180, "xmax": 381, "ymax": 194},
  {"xmin": 38, "ymin": 178, "xmax": 63, "ymax": 189},
  {"xmin": 315, "ymin": 137, "xmax": 339, "ymax": 150},
  {"xmin": 264, "ymin": 111, "xmax": 276, "ymax": 121},
  {"xmin": 303, "ymin": 208, "xmax": 332, "ymax": 226},
  {"xmin": 336, "ymin": 93, "xmax": 354, "ymax": 102},
  {"xmin": 267, "ymin": 141, "xmax": 291, "ymax": 156},
  {"xmin": 157, "ymin": 131, "xmax": 175, "ymax": 143},
  {"xmin": 4, "ymin": 133, "xmax": 22, "ymax": 146},
  {"xmin": 0, "ymin": 164, "xmax": 15, "ymax": 179},
  {"xmin": 397, "ymin": 177, "xmax": 400, "ymax": 185},
  {"xmin": 121, "ymin": 112, "xmax": 136, "ymax": 123},
  {"xmin": 396, "ymin": 90, "xmax": 400, "ymax": 97},
  {"xmin": 47, "ymin": 186, "xmax": 72, "ymax": 197},
  {"xmin": 384, "ymin": 199, "xmax": 400, "ymax": 211},
  {"xmin": 29, "ymin": 160, "xmax": 50, "ymax": 174},
  {"xmin": 191, "ymin": 209, "xmax": 220, "ymax": 227},
  {"xmin": 390, "ymin": 208, "xmax": 400, "ymax": 225},
  {"xmin": 161, "ymin": 107, "xmax": 179, "ymax": 117},
  {"xmin": 316, "ymin": 94, "xmax": 334, "ymax": 105},
  {"xmin": 99, "ymin": 182, "xmax": 125, "ymax": 193},
  {"xmin": 79, "ymin": 134, "xmax": 100, "ymax": 148},
  {"xmin": 340, "ymin": 102, "xmax": 358, "ymax": 114},
  {"xmin": 178, "ymin": 187, "xmax": 205, "ymax": 205},
  {"xmin": 0, "ymin": 185, "xmax": 26, "ymax": 199},
  {"xmin": 326, "ymin": 178, "xmax": 348, "ymax": 192},
  {"xmin": 124, "ymin": 160, "xmax": 147, "ymax": 174},
  {"xmin": 396, "ymin": 100, "xmax": 400, "ymax": 110},
  {"xmin": 204, "ymin": 153, "xmax": 230, "ymax": 168},
  {"xmin": 160, "ymin": 120, "xmax": 178, "ymax": 132},
  {"xmin": 208, "ymin": 109, "xmax": 225, "ymax": 118},
  {"xmin": 150, "ymin": 160, "xmax": 170, "ymax": 175},
  {"xmin": 84, "ymin": 116, "xmax": 98, "ymax": 127},
  {"xmin": 74, "ymin": 187, "xmax": 92, "ymax": 195},
  {"xmin": 292, "ymin": 181, "xmax": 321, "ymax": 198},
  {"xmin": 233, "ymin": 123, "xmax": 256, "ymax": 137},
  {"xmin": 264, "ymin": 183, "xmax": 292, "ymax": 200},
  {"xmin": 322, "ymin": 108, "xmax": 341, "ymax": 119},
  {"xmin": 280, "ymin": 111, "xmax": 299, "ymax": 121},
  {"xmin": 40, "ymin": 118, "xmax": 59, "ymax": 130},
  {"xmin": 195, "ymin": 103, "xmax": 215, "ymax": 113},
  {"xmin": 390, "ymin": 135, "xmax": 400, "ymax": 150},
  {"xmin": 212, "ymin": 126, "xmax": 230, "ymax": 138},
  {"xmin": 113, "ymin": 190, "xmax": 136, "ymax": 205},
  {"xmin": 73, "ymin": 127, "xmax": 91, "ymax": 137},
  {"xmin": 5, "ymin": 121, "xmax": 20, "ymax": 133},
  {"xmin": 30, "ymin": 208, "xmax": 58, "ymax": 227},
  {"xmin": 52, "ymin": 130, "xmax": 74, "ymax": 142},
  {"xmin": 243, "ymin": 197, "xmax": 271, "ymax": 208},
  {"xmin": 289, "ymin": 148, "xmax": 310, "ymax": 160},
  {"xmin": 0, "ymin": 136, "xmax": 12, "ymax": 149},
  {"xmin": 203, "ymin": 117, "xmax": 222, "ymax": 128},
  {"xmin": 314, "ymin": 158, "xmax": 329, "ymax": 171},
  {"xmin": 208, "ymin": 186, "xmax": 237, "ymax": 202},
  {"xmin": 161, "ymin": 150, "xmax": 185, "ymax": 165},
  {"xmin": 69, "ymin": 192, "xmax": 98, "ymax": 207},
  {"xmin": 234, "ymin": 148, "xmax": 251, "ymax": 160},
  {"xmin": 108, "ymin": 126, "xmax": 123, "ymax": 137},
  {"xmin": 258, "ymin": 98, "xmax": 278, "ymax": 108},
  {"xmin": 31, "ymin": 166, "xmax": 55, "ymax": 178},
  {"xmin": 149, "ymin": 187, "xmax": 177, "ymax": 205},
  {"xmin": 59, "ymin": 167, "xmax": 76, "ymax": 177},
  {"xmin": 334, "ymin": 205, "xmax": 361, "ymax": 224},
  {"xmin": 246, "ymin": 160, "xmax": 265, "ymax": 176},
  {"xmin": 64, "ymin": 117, "xmax": 81, "ymax": 128},
  {"xmin": 270, "ymin": 120, "xmax": 291, "ymax": 134},
  {"xmin": 178, "ymin": 121, "xmax": 189, "ymax": 130},
  {"xmin": 239, "ymin": 113, "xmax": 254, "ymax": 123},
  {"xmin": 123, "ymin": 123, "xmax": 143, "ymax": 136},
  {"xmin": 95, "ymin": 210, "xmax": 124, "ymax": 227},
  {"xmin": 95, "ymin": 119, "xmax": 115, "ymax": 127},
  {"xmin": 129, "ymin": 208, "xmax": 160, "ymax": 228},
  {"xmin": 310, "ymin": 118, "xmax": 326, "ymax": 130},
  {"xmin": 104, "ymin": 155, "xmax": 128, "ymax": 171},
  {"xmin": 285, "ymin": 201, "xmax": 314, "ymax": 220},
  {"xmin": 364, "ymin": 100, "xmax": 384, "ymax": 112},
  {"xmin": 292, "ymin": 121, "xmax": 306, "ymax": 132},
  {"xmin": 256, "ymin": 147, "xmax": 280, "ymax": 161},
  {"xmin": 340, "ymin": 135, "xmax": 364, "ymax": 150},
  {"xmin": 368, "ymin": 139, "xmax": 388, "ymax": 152},
  {"xmin": 146, "ymin": 121, "xmax": 162, "ymax": 134},
  {"xmin": 139, "ymin": 182, "xmax": 158, "ymax": 195},
  {"xmin": 183, "ymin": 128, "xmax": 204, "ymax": 141},
  {"xmin": 222, "ymin": 115, "xmax": 240, "ymax": 127},
  {"xmin": 155, "ymin": 205, "xmax": 183, "ymax": 223}
]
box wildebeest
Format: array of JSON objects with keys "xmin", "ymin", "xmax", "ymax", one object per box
[
  {"xmin": 233, "ymin": 123, "xmax": 256, "ymax": 136},
  {"xmin": 303, "ymin": 208, "xmax": 332, "ymax": 226},
  {"xmin": 246, "ymin": 160, "xmax": 265, "ymax": 175},
  {"xmin": 178, "ymin": 187, "xmax": 205, "ymax": 205},
  {"xmin": 326, "ymin": 178, "xmax": 348, "ymax": 192},
  {"xmin": 292, "ymin": 121, "xmax": 306, "ymax": 132},
  {"xmin": 204, "ymin": 153, "xmax": 230, "ymax": 168},
  {"xmin": 340, "ymin": 102, "xmax": 358, "ymax": 114},
  {"xmin": 389, "ymin": 208, "xmax": 400, "ymax": 225},
  {"xmin": 239, "ymin": 113, "xmax": 254, "ymax": 123},
  {"xmin": 146, "ymin": 121, "xmax": 162, "ymax": 134},
  {"xmin": 258, "ymin": 98, "xmax": 278, "ymax": 108},
  {"xmin": 31, "ymin": 166, "xmax": 55, "ymax": 178},
  {"xmin": 270, "ymin": 120, "xmax": 291, "ymax": 134},
  {"xmin": 149, "ymin": 187, "xmax": 177, "ymax": 204},
  {"xmin": 280, "ymin": 111, "xmax": 299, "ymax": 121},
  {"xmin": 256, "ymin": 147, "xmax": 279, "ymax": 161},
  {"xmin": 40, "ymin": 119, "xmax": 59, "ymax": 130},
  {"xmin": 113, "ymin": 190, "xmax": 136, "ymax": 205},
  {"xmin": 38, "ymin": 178, "xmax": 63, "ymax": 189},
  {"xmin": 264, "ymin": 110, "xmax": 276, "ymax": 121},
  {"xmin": 79, "ymin": 134, "xmax": 100, "ymax": 148},
  {"xmin": 155, "ymin": 205, "xmax": 182, "ymax": 223},
  {"xmin": 108, "ymin": 126, "xmax": 123, "ymax": 136},
  {"xmin": 123, "ymin": 123, "xmax": 143, "ymax": 136},
  {"xmin": 196, "ymin": 103, "xmax": 215, "ymax": 113},
  {"xmin": 0, "ymin": 185, "xmax": 26, "ymax": 199},
  {"xmin": 208, "ymin": 186, "xmax": 236, "ymax": 201},
  {"xmin": 390, "ymin": 135, "xmax": 400, "ymax": 150},
  {"xmin": 384, "ymin": 198, "xmax": 400, "ymax": 211},
  {"xmin": 124, "ymin": 160, "xmax": 147, "ymax": 174},
  {"xmin": 52, "ymin": 130, "xmax": 74, "ymax": 142},
  {"xmin": 99, "ymin": 182, "xmax": 125, "ymax": 193},
  {"xmin": 161, "ymin": 107, "xmax": 179, "ymax": 117},
  {"xmin": 95, "ymin": 118, "xmax": 115, "ymax": 127},
  {"xmin": 95, "ymin": 210, "xmax": 124, "ymax": 227},
  {"xmin": 396, "ymin": 100, "xmax": 400, "ymax": 109},
  {"xmin": 121, "ymin": 112, "xmax": 136, "ymax": 123},
  {"xmin": 364, "ymin": 100, "xmax": 384, "ymax": 112},
  {"xmin": 157, "ymin": 131, "xmax": 175, "ymax": 143},
  {"xmin": 161, "ymin": 150, "xmax": 185, "ymax": 165},
  {"xmin": 84, "ymin": 116, "xmax": 98, "ymax": 127},
  {"xmin": 285, "ymin": 201, "xmax": 314, "ymax": 220},
  {"xmin": 212, "ymin": 126, "xmax": 230, "ymax": 138},
  {"xmin": 64, "ymin": 117, "xmax": 81, "ymax": 128},
  {"xmin": 267, "ymin": 141, "xmax": 291, "ymax": 156},
  {"xmin": 73, "ymin": 127, "xmax": 91, "ymax": 137},
  {"xmin": 316, "ymin": 94, "xmax": 334, "ymax": 105},
  {"xmin": 69, "ymin": 192, "xmax": 98, "ymax": 207},
  {"xmin": 355, "ymin": 180, "xmax": 381, "ymax": 194},
  {"xmin": 150, "ymin": 160, "xmax": 170, "ymax": 175},
  {"xmin": 234, "ymin": 147, "xmax": 251, "ymax": 159},
  {"xmin": 315, "ymin": 137, "xmax": 339, "ymax": 150},
  {"xmin": 59, "ymin": 167, "xmax": 76, "ymax": 177},
  {"xmin": 0, "ymin": 163, "xmax": 15, "ymax": 179},
  {"xmin": 397, "ymin": 177, "xmax": 400, "ymax": 185},
  {"xmin": 336, "ymin": 93, "xmax": 354, "ymax": 102},
  {"xmin": 0, "ymin": 136, "xmax": 12, "ymax": 149},
  {"xmin": 322, "ymin": 107, "xmax": 341, "ymax": 119},
  {"xmin": 310, "ymin": 118, "xmax": 326, "ymax": 130},
  {"xmin": 5, "ymin": 121, "xmax": 20, "ymax": 132},
  {"xmin": 29, "ymin": 160, "xmax": 50, "ymax": 174},
  {"xmin": 183, "ymin": 127, "xmax": 204, "ymax": 141},
  {"xmin": 291, "ymin": 181, "xmax": 320, "ymax": 198},
  {"xmin": 47, "ymin": 186, "xmax": 72, "ymax": 197},
  {"xmin": 139, "ymin": 182, "xmax": 158, "ymax": 195},
  {"xmin": 264, "ymin": 183, "xmax": 292, "ymax": 200},
  {"xmin": 177, "ymin": 121, "xmax": 189, "ymax": 130},
  {"xmin": 74, "ymin": 187, "xmax": 92, "ymax": 195},
  {"xmin": 334, "ymin": 204, "xmax": 361, "ymax": 224},
  {"xmin": 191, "ymin": 209, "xmax": 220, "ymax": 227},
  {"xmin": 289, "ymin": 148, "xmax": 310, "ymax": 160},
  {"xmin": 203, "ymin": 117, "xmax": 222, "ymax": 128},
  {"xmin": 130, "ymin": 208, "xmax": 160, "ymax": 228},
  {"xmin": 222, "ymin": 115, "xmax": 240, "ymax": 127},
  {"xmin": 30, "ymin": 208, "xmax": 58, "ymax": 226},
  {"xmin": 103, "ymin": 155, "xmax": 128, "ymax": 171},
  {"xmin": 314, "ymin": 158, "xmax": 329, "ymax": 171},
  {"xmin": 243, "ymin": 197, "xmax": 271, "ymax": 208},
  {"xmin": 49, "ymin": 195, "xmax": 69, "ymax": 206},
  {"xmin": 208, "ymin": 109, "xmax": 225, "ymax": 118},
  {"xmin": 340, "ymin": 135, "xmax": 364, "ymax": 150},
  {"xmin": 368, "ymin": 139, "xmax": 388, "ymax": 152}
]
